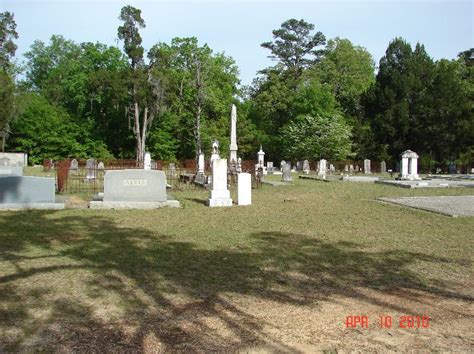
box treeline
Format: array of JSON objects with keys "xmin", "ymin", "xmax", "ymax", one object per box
[{"xmin": 0, "ymin": 8, "xmax": 472, "ymax": 170}]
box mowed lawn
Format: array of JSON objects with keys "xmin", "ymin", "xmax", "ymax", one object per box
[{"xmin": 1, "ymin": 178, "xmax": 473, "ymax": 351}]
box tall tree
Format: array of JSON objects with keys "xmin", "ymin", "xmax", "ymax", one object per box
[
  {"xmin": 0, "ymin": 11, "xmax": 18, "ymax": 151},
  {"xmin": 0, "ymin": 11, "xmax": 18, "ymax": 70},
  {"xmin": 261, "ymin": 19, "xmax": 326, "ymax": 78},
  {"xmin": 118, "ymin": 5, "xmax": 163, "ymax": 163}
]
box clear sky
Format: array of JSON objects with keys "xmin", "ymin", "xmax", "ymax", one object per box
[{"xmin": 2, "ymin": 0, "xmax": 473, "ymax": 85}]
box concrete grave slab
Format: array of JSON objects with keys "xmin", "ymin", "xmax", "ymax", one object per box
[{"xmin": 377, "ymin": 195, "xmax": 474, "ymax": 217}]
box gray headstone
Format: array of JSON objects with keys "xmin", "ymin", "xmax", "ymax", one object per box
[
  {"xmin": 303, "ymin": 160, "xmax": 310, "ymax": 174},
  {"xmin": 85, "ymin": 158, "xmax": 97, "ymax": 180},
  {"xmin": 381, "ymin": 161, "xmax": 387, "ymax": 173},
  {"xmin": 0, "ymin": 176, "xmax": 56, "ymax": 203},
  {"xmin": 103, "ymin": 169, "xmax": 167, "ymax": 202},
  {"xmin": 70, "ymin": 159, "xmax": 79, "ymax": 170},
  {"xmin": 364, "ymin": 159, "xmax": 371, "ymax": 174},
  {"xmin": 97, "ymin": 161, "xmax": 105, "ymax": 170},
  {"xmin": 282, "ymin": 163, "xmax": 292, "ymax": 182}
]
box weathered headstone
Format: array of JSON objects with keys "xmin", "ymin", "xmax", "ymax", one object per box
[
  {"xmin": 238, "ymin": 172, "xmax": 251, "ymax": 205},
  {"xmin": 364, "ymin": 159, "xmax": 371, "ymax": 174},
  {"xmin": 89, "ymin": 169, "xmax": 180, "ymax": 209},
  {"xmin": 70, "ymin": 159, "xmax": 79, "ymax": 171},
  {"xmin": 282, "ymin": 162, "xmax": 292, "ymax": 182},
  {"xmin": 381, "ymin": 161, "xmax": 387, "ymax": 173},
  {"xmin": 97, "ymin": 161, "xmax": 105, "ymax": 170},
  {"xmin": 344, "ymin": 164, "xmax": 349, "ymax": 173},
  {"xmin": 168, "ymin": 162, "xmax": 177, "ymax": 178},
  {"xmin": 208, "ymin": 158, "xmax": 232, "ymax": 207},
  {"xmin": 144, "ymin": 152, "xmax": 152, "ymax": 170},
  {"xmin": 195, "ymin": 153, "xmax": 206, "ymax": 185},
  {"xmin": 0, "ymin": 176, "xmax": 64, "ymax": 209},
  {"xmin": 303, "ymin": 160, "xmax": 310, "ymax": 174},
  {"xmin": 318, "ymin": 159, "xmax": 327, "ymax": 178},
  {"xmin": 349, "ymin": 164, "xmax": 354, "ymax": 173},
  {"xmin": 85, "ymin": 158, "xmax": 97, "ymax": 180},
  {"xmin": 330, "ymin": 164, "xmax": 335, "ymax": 173}
]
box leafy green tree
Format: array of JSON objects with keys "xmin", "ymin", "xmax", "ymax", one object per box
[
  {"xmin": 0, "ymin": 11, "xmax": 18, "ymax": 70},
  {"xmin": 261, "ymin": 19, "xmax": 326, "ymax": 78},
  {"xmin": 284, "ymin": 113, "xmax": 352, "ymax": 160},
  {"xmin": 148, "ymin": 37, "xmax": 240, "ymax": 160},
  {"xmin": 24, "ymin": 36, "xmax": 130, "ymax": 156},
  {"xmin": 312, "ymin": 38, "xmax": 375, "ymax": 117},
  {"xmin": 8, "ymin": 94, "xmax": 111, "ymax": 163},
  {"xmin": 282, "ymin": 79, "xmax": 352, "ymax": 160}
]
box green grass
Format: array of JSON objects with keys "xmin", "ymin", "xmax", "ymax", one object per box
[{"xmin": 1, "ymin": 179, "xmax": 473, "ymax": 351}]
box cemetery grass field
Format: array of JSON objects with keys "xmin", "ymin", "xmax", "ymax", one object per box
[{"xmin": 1, "ymin": 178, "xmax": 473, "ymax": 351}]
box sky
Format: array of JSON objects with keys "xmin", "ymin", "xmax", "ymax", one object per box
[{"xmin": 2, "ymin": 0, "xmax": 473, "ymax": 86}]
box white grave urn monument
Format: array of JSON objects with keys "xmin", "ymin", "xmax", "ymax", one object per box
[{"xmin": 208, "ymin": 158, "xmax": 232, "ymax": 207}]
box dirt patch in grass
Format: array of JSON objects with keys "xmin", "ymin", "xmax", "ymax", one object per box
[{"xmin": 1, "ymin": 180, "xmax": 473, "ymax": 351}]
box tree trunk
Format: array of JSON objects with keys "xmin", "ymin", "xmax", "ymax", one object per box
[{"xmin": 133, "ymin": 101, "xmax": 143, "ymax": 164}]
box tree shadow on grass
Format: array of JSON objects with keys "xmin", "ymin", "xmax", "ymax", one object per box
[{"xmin": 0, "ymin": 211, "xmax": 472, "ymax": 351}]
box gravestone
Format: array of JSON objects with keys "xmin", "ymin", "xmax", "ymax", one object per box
[
  {"xmin": 195, "ymin": 153, "xmax": 206, "ymax": 185},
  {"xmin": 381, "ymin": 161, "xmax": 387, "ymax": 173},
  {"xmin": 282, "ymin": 163, "xmax": 292, "ymax": 182},
  {"xmin": 85, "ymin": 158, "xmax": 97, "ymax": 180},
  {"xmin": 364, "ymin": 159, "xmax": 371, "ymax": 174},
  {"xmin": 238, "ymin": 172, "xmax": 251, "ymax": 205},
  {"xmin": 280, "ymin": 160, "xmax": 286, "ymax": 170},
  {"xmin": 168, "ymin": 163, "xmax": 177, "ymax": 177},
  {"xmin": 90, "ymin": 169, "xmax": 180, "ymax": 209},
  {"xmin": 349, "ymin": 164, "xmax": 354, "ymax": 173},
  {"xmin": 344, "ymin": 164, "xmax": 349, "ymax": 173},
  {"xmin": 330, "ymin": 164, "xmax": 335, "ymax": 173},
  {"xmin": 303, "ymin": 160, "xmax": 310, "ymax": 174},
  {"xmin": 97, "ymin": 161, "xmax": 105, "ymax": 170},
  {"xmin": 266, "ymin": 161, "xmax": 274, "ymax": 175},
  {"xmin": 0, "ymin": 176, "xmax": 64, "ymax": 209},
  {"xmin": 144, "ymin": 152, "xmax": 152, "ymax": 170},
  {"xmin": 0, "ymin": 153, "xmax": 27, "ymax": 167},
  {"xmin": 70, "ymin": 159, "xmax": 79, "ymax": 173},
  {"xmin": 318, "ymin": 159, "xmax": 327, "ymax": 178},
  {"xmin": 208, "ymin": 158, "xmax": 232, "ymax": 207},
  {"xmin": 296, "ymin": 161, "xmax": 302, "ymax": 171}
]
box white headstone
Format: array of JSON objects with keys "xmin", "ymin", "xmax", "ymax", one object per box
[
  {"xmin": 144, "ymin": 152, "xmax": 152, "ymax": 170},
  {"xmin": 198, "ymin": 153, "xmax": 205, "ymax": 174},
  {"xmin": 208, "ymin": 158, "xmax": 232, "ymax": 207},
  {"xmin": 381, "ymin": 161, "xmax": 387, "ymax": 173},
  {"xmin": 303, "ymin": 160, "xmax": 310, "ymax": 174},
  {"xmin": 237, "ymin": 173, "xmax": 252, "ymax": 205},
  {"xmin": 318, "ymin": 159, "xmax": 327, "ymax": 178},
  {"xmin": 364, "ymin": 159, "xmax": 371, "ymax": 174}
]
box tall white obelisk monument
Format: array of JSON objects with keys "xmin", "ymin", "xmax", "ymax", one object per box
[{"xmin": 229, "ymin": 104, "xmax": 238, "ymax": 163}]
